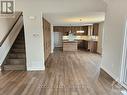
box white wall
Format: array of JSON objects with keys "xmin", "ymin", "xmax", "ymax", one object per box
[
  {"xmin": 101, "ymin": 0, "xmax": 127, "ymax": 82},
  {"xmin": 16, "ymin": 1, "xmax": 45, "ymax": 71},
  {"xmin": 97, "ymin": 22, "xmax": 104, "ymax": 54},
  {"xmin": 0, "ymin": 12, "xmax": 21, "ymax": 42},
  {"xmin": 0, "ymin": 16, "xmax": 23, "ymax": 70},
  {"xmin": 24, "ymin": 12, "xmax": 45, "ymax": 71}
]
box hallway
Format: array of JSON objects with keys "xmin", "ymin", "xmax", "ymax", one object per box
[{"xmin": 0, "ymin": 50, "xmax": 123, "ymax": 95}]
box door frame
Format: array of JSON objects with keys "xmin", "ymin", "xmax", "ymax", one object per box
[{"xmin": 120, "ymin": 19, "xmax": 127, "ymax": 89}]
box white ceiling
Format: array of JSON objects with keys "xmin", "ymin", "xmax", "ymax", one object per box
[
  {"xmin": 16, "ymin": 0, "xmax": 107, "ymax": 26},
  {"xmin": 42, "ymin": 0, "xmax": 106, "ymax": 26},
  {"xmin": 45, "ymin": 12, "xmax": 105, "ymax": 26}
]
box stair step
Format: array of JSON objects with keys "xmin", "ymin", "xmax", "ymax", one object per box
[
  {"xmin": 11, "ymin": 49, "xmax": 25, "ymax": 53},
  {"xmin": 6, "ymin": 59, "xmax": 26, "ymax": 65},
  {"xmin": 18, "ymin": 34, "xmax": 24, "ymax": 36},
  {"xmin": 14, "ymin": 43, "xmax": 25, "ymax": 47},
  {"xmin": 13, "ymin": 44, "xmax": 25, "ymax": 49},
  {"xmin": 4, "ymin": 64, "xmax": 26, "ymax": 70},
  {"xmin": 17, "ymin": 37, "xmax": 25, "ymax": 40},
  {"xmin": 18, "ymin": 33, "xmax": 24, "ymax": 35},
  {"xmin": 8, "ymin": 53, "xmax": 26, "ymax": 59},
  {"xmin": 15, "ymin": 38, "xmax": 25, "ymax": 42},
  {"xmin": 3, "ymin": 29, "xmax": 26, "ymax": 71},
  {"xmin": 15, "ymin": 40, "xmax": 25, "ymax": 44}
]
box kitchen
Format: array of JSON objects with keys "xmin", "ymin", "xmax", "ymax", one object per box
[{"xmin": 53, "ymin": 22, "xmax": 103, "ymax": 54}]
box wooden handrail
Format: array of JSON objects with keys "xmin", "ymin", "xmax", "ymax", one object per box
[{"xmin": 0, "ymin": 12, "xmax": 23, "ymax": 47}]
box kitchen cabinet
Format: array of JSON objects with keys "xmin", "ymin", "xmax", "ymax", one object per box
[
  {"xmin": 77, "ymin": 40, "xmax": 97, "ymax": 52},
  {"xmin": 53, "ymin": 26, "xmax": 88, "ymax": 36},
  {"xmin": 83, "ymin": 40, "xmax": 89, "ymax": 50},
  {"xmin": 54, "ymin": 24, "xmax": 98, "ymax": 53},
  {"xmin": 77, "ymin": 40, "xmax": 85, "ymax": 49},
  {"xmin": 63, "ymin": 26, "xmax": 70, "ymax": 35},
  {"xmin": 88, "ymin": 41, "xmax": 97, "ymax": 53},
  {"xmin": 43, "ymin": 18, "xmax": 51, "ymax": 61},
  {"xmin": 93, "ymin": 23, "xmax": 99, "ymax": 35},
  {"xmin": 63, "ymin": 41, "xmax": 78, "ymax": 51},
  {"xmin": 75, "ymin": 26, "xmax": 88, "ymax": 35},
  {"xmin": 54, "ymin": 26, "xmax": 64, "ymax": 32}
]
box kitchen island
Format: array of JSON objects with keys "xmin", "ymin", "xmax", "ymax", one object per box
[
  {"xmin": 63, "ymin": 36, "xmax": 98, "ymax": 53},
  {"xmin": 63, "ymin": 41, "xmax": 78, "ymax": 51}
]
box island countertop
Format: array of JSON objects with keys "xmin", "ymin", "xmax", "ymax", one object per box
[{"xmin": 63, "ymin": 40, "xmax": 78, "ymax": 43}]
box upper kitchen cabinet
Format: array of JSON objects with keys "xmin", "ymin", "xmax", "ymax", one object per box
[
  {"xmin": 75, "ymin": 26, "xmax": 88, "ymax": 36},
  {"xmin": 82, "ymin": 26, "xmax": 88, "ymax": 35},
  {"xmin": 93, "ymin": 23, "xmax": 99, "ymax": 36},
  {"xmin": 63, "ymin": 26, "xmax": 70, "ymax": 35},
  {"xmin": 63, "ymin": 26, "xmax": 70, "ymax": 32},
  {"xmin": 53, "ymin": 26, "xmax": 64, "ymax": 32},
  {"xmin": 53, "ymin": 26, "xmax": 88, "ymax": 36},
  {"xmin": 70, "ymin": 26, "xmax": 76, "ymax": 34}
]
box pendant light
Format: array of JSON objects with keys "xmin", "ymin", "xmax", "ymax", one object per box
[
  {"xmin": 69, "ymin": 24, "xmax": 72, "ymax": 34},
  {"xmin": 77, "ymin": 19, "xmax": 84, "ymax": 33}
]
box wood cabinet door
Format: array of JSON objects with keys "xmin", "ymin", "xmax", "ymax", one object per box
[
  {"xmin": 82, "ymin": 26, "xmax": 88, "ymax": 35},
  {"xmin": 43, "ymin": 18, "xmax": 51, "ymax": 61},
  {"xmin": 93, "ymin": 23, "xmax": 99, "ymax": 36},
  {"xmin": 88, "ymin": 41, "xmax": 97, "ymax": 53},
  {"xmin": 54, "ymin": 26, "xmax": 63, "ymax": 32},
  {"xmin": 63, "ymin": 26, "xmax": 70, "ymax": 35},
  {"xmin": 54, "ymin": 26, "xmax": 89, "ymax": 36}
]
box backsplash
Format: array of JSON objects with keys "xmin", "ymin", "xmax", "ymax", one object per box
[{"xmin": 63, "ymin": 36, "xmax": 98, "ymax": 41}]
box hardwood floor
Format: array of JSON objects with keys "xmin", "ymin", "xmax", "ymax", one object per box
[{"xmin": 0, "ymin": 49, "xmax": 124, "ymax": 95}]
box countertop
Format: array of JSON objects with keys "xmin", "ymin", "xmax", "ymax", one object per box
[
  {"xmin": 63, "ymin": 36, "xmax": 98, "ymax": 42},
  {"xmin": 63, "ymin": 40, "xmax": 97, "ymax": 43},
  {"xmin": 63, "ymin": 40, "xmax": 78, "ymax": 43}
]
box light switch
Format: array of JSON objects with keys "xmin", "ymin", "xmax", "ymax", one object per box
[
  {"xmin": 33, "ymin": 34, "xmax": 39, "ymax": 37},
  {"xmin": 29, "ymin": 16, "xmax": 36, "ymax": 20}
]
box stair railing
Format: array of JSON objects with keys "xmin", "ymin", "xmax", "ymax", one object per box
[{"xmin": 0, "ymin": 12, "xmax": 23, "ymax": 47}]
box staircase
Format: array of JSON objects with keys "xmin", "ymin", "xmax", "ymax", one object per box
[{"xmin": 3, "ymin": 28, "xmax": 26, "ymax": 70}]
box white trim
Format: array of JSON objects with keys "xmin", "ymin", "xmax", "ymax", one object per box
[
  {"xmin": 51, "ymin": 24, "xmax": 54, "ymax": 53},
  {"xmin": 121, "ymin": 90, "xmax": 127, "ymax": 95},
  {"xmin": 121, "ymin": 83, "xmax": 127, "ymax": 89},
  {"xmin": 120, "ymin": 18, "xmax": 127, "ymax": 89},
  {"xmin": 27, "ymin": 66, "xmax": 45, "ymax": 71}
]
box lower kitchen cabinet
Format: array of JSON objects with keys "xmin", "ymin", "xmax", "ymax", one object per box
[
  {"xmin": 77, "ymin": 40, "xmax": 97, "ymax": 53},
  {"xmin": 88, "ymin": 41, "xmax": 97, "ymax": 53}
]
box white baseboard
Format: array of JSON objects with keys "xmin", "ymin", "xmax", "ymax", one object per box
[
  {"xmin": 27, "ymin": 66, "xmax": 45, "ymax": 71},
  {"xmin": 121, "ymin": 90, "xmax": 127, "ymax": 95}
]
